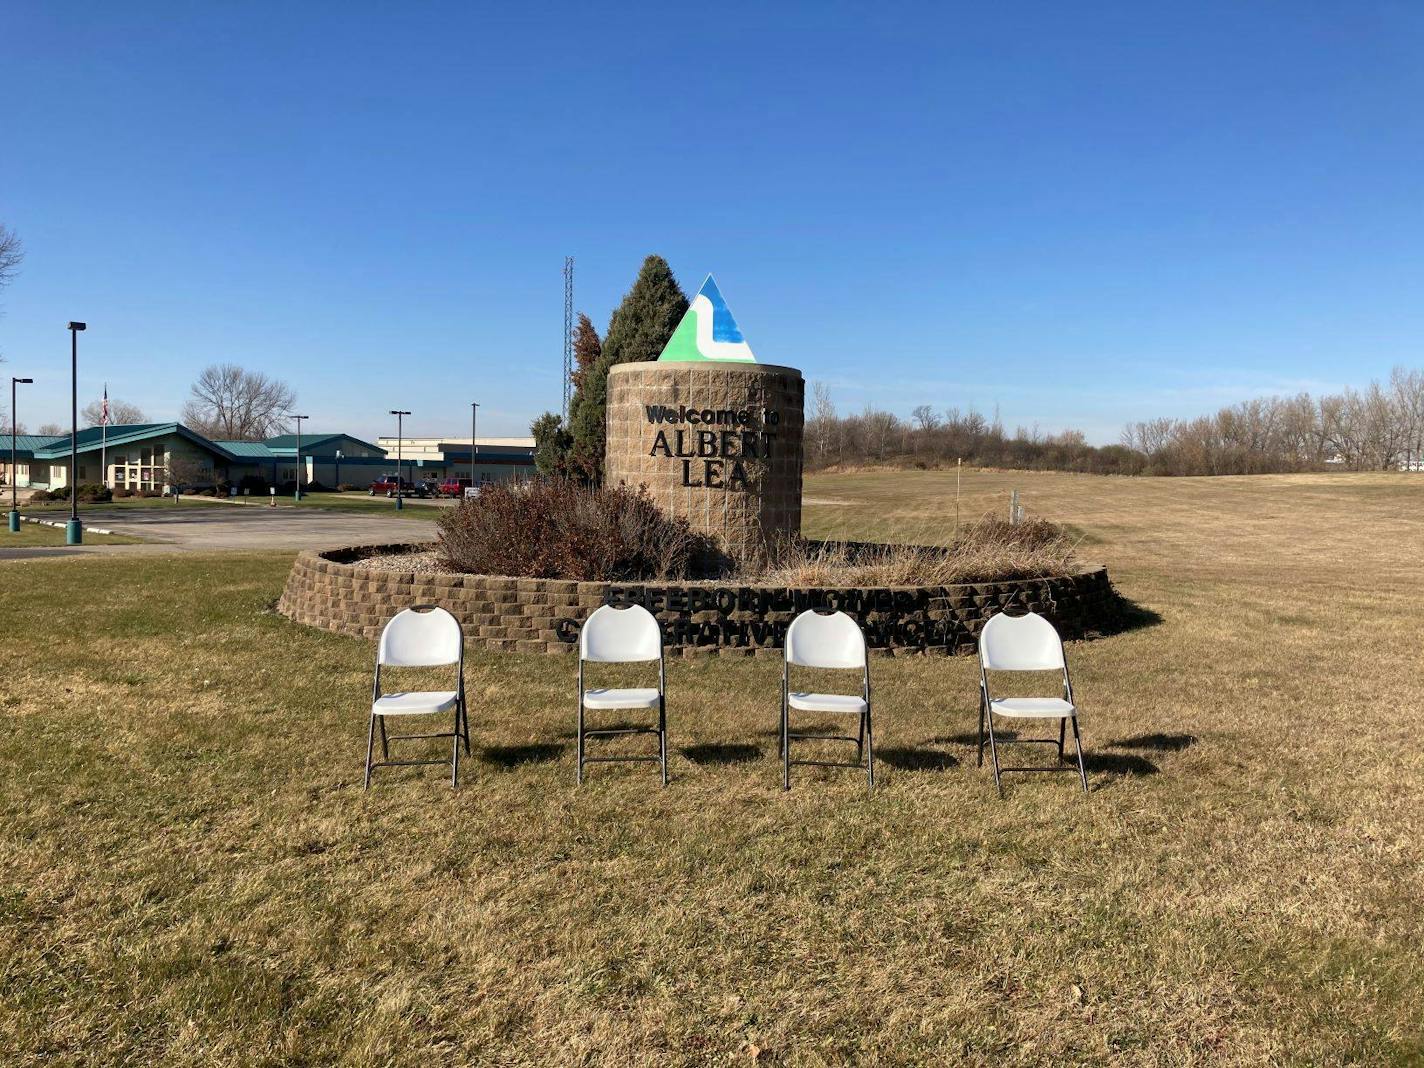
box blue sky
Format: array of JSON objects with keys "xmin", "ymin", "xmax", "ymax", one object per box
[{"xmin": 3, "ymin": 2, "xmax": 1422, "ymax": 443}]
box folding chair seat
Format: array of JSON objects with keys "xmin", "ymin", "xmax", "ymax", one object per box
[
  {"xmin": 577, "ymin": 604, "xmax": 668, "ymax": 785},
  {"xmin": 781, "ymin": 610, "xmax": 873, "ymax": 790},
  {"xmin": 977, "ymin": 611, "xmax": 1088, "ymax": 797},
  {"xmin": 372, "ymin": 691, "xmax": 459, "ymax": 715},
  {"xmin": 581, "ymin": 687, "xmax": 660, "ymax": 710},
  {"xmin": 365, "ymin": 605, "xmax": 470, "ymax": 789}
]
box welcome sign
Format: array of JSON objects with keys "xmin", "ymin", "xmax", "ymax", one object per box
[
  {"xmin": 605, "ymin": 272, "xmax": 803, "ymax": 560},
  {"xmin": 642, "ymin": 402, "xmax": 780, "ymax": 490}
]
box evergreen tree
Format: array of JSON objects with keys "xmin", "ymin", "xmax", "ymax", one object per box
[
  {"xmin": 531, "ymin": 411, "xmax": 572, "ymax": 478},
  {"xmin": 568, "ymin": 255, "xmax": 688, "ymax": 481},
  {"xmin": 569, "ymin": 313, "xmax": 602, "ymax": 394}
]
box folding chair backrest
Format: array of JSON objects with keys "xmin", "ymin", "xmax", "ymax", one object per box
[
  {"xmin": 378, "ymin": 606, "xmax": 462, "ymax": 667},
  {"xmin": 785, "ymin": 610, "xmax": 866, "ymax": 669},
  {"xmin": 979, "ymin": 611, "xmax": 1065, "ymax": 671},
  {"xmin": 580, "ymin": 604, "xmax": 662, "ymax": 663}
]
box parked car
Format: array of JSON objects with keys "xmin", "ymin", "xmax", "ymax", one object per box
[
  {"xmin": 415, "ymin": 479, "xmax": 441, "ymax": 499},
  {"xmin": 368, "ymin": 474, "xmax": 407, "ymax": 497}
]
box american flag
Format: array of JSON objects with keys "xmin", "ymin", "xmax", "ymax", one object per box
[{"xmin": 101, "ymin": 384, "xmax": 109, "ymax": 426}]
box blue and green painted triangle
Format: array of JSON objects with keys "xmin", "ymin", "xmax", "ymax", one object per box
[{"xmin": 657, "ymin": 275, "xmax": 757, "ymax": 362}]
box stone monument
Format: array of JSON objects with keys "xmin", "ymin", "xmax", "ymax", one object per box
[{"xmin": 605, "ymin": 275, "xmax": 804, "ymax": 562}]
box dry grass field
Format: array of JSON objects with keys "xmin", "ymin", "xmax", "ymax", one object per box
[
  {"xmin": 0, "ymin": 524, "xmax": 139, "ymax": 548},
  {"xmin": 1, "ymin": 469, "xmax": 1422, "ymax": 1065}
]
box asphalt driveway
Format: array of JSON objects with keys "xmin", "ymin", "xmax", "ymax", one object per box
[{"xmin": 0, "ymin": 503, "xmax": 435, "ymax": 558}]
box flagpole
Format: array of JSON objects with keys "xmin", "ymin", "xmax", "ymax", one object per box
[{"xmin": 101, "ymin": 384, "xmax": 108, "ymax": 489}]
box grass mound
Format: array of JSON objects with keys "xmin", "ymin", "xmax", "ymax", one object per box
[{"xmin": 758, "ymin": 517, "xmax": 1077, "ymax": 586}]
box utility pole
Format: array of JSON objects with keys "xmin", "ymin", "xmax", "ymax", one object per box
[
  {"xmin": 9, "ymin": 377, "xmax": 32, "ymax": 533},
  {"xmin": 389, "ymin": 410, "xmax": 410, "ymax": 510},
  {"xmin": 66, "ymin": 322, "xmax": 86, "ymax": 545},
  {"xmin": 470, "ymin": 401, "xmax": 479, "ymax": 492},
  {"xmin": 288, "ymin": 414, "xmax": 309, "ymax": 500},
  {"xmin": 563, "ymin": 256, "xmax": 574, "ymax": 422}
]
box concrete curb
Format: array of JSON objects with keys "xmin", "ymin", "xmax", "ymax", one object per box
[{"xmin": 18, "ymin": 515, "xmax": 118, "ymax": 536}]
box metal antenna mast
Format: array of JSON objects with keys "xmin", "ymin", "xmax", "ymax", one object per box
[{"xmin": 562, "ymin": 256, "xmax": 574, "ymax": 421}]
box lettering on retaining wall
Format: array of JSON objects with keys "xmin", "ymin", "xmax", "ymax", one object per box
[{"xmin": 552, "ymin": 580, "xmax": 1077, "ymax": 651}]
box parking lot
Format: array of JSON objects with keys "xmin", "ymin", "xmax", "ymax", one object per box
[{"xmin": 0, "ymin": 502, "xmax": 436, "ymax": 559}]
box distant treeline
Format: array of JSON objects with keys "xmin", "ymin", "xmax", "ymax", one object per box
[{"xmin": 807, "ymin": 368, "xmax": 1424, "ymax": 477}]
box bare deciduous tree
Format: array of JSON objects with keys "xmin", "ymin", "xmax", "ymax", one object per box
[
  {"xmin": 36, "ymin": 423, "xmax": 63, "ymax": 436},
  {"xmin": 164, "ymin": 453, "xmax": 213, "ymax": 491},
  {"xmin": 181, "ymin": 364, "xmax": 296, "ymax": 441},
  {"xmin": 806, "ymin": 382, "xmax": 839, "ymax": 465},
  {"xmin": 0, "ymin": 224, "xmax": 22, "ymax": 302},
  {"xmin": 81, "ymin": 397, "xmax": 147, "ymax": 427},
  {"xmin": 0, "ymin": 223, "xmax": 24, "ymax": 360}
]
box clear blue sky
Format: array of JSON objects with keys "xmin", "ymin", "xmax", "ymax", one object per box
[{"xmin": 3, "ymin": 2, "xmax": 1422, "ymax": 443}]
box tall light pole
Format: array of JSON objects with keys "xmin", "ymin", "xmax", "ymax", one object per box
[
  {"xmin": 389, "ymin": 410, "xmax": 410, "ymax": 510},
  {"xmin": 288, "ymin": 413, "xmax": 309, "ymax": 500},
  {"xmin": 9, "ymin": 377, "xmax": 33, "ymax": 533},
  {"xmin": 66, "ymin": 322, "xmax": 86, "ymax": 545},
  {"xmin": 470, "ymin": 401, "xmax": 479, "ymax": 492}
]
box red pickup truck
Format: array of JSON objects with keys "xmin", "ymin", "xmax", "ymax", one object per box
[{"xmin": 438, "ymin": 477, "xmax": 477, "ymax": 498}]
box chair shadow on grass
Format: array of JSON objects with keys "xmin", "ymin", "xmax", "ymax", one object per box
[
  {"xmin": 1081, "ymin": 751, "xmax": 1158, "ymax": 776},
  {"xmin": 681, "ymin": 743, "xmax": 762, "ymax": 765},
  {"xmin": 1108, "ymin": 732, "xmax": 1196, "ymax": 752},
  {"xmin": 937, "ymin": 729, "xmax": 1021, "ymax": 747},
  {"xmin": 933, "ymin": 730, "xmax": 1161, "ymax": 777},
  {"xmin": 479, "ymin": 742, "xmax": 565, "ymax": 767},
  {"xmin": 876, "ymin": 746, "xmax": 960, "ymax": 771}
]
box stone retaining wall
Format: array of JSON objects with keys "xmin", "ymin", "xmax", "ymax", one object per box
[{"xmin": 278, "ymin": 545, "xmax": 1122, "ymax": 656}]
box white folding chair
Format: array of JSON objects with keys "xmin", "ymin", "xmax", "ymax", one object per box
[
  {"xmin": 782, "ymin": 610, "xmax": 873, "ymax": 791},
  {"xmin": 577, "ymin": 604, "xmax": 667, "ymax": 785},
  {"xmin": 365, "ymin": 605, "xmax": 470, "ymax": 789},
  {"xmin": 977, "ymin": 611, "xmax": 1088, "ymax": 797}
]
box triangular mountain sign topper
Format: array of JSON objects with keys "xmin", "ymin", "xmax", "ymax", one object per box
[{"xmin": 657, "ymin": 275, "xmax": 756, "ymax": 363}]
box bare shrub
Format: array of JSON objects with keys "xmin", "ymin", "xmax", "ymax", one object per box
[{"xmin": 436, "ymin": 480, "xmax": 712, "ymax": 581}]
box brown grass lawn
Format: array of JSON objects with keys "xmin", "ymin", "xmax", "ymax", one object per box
[
  {"xmin": 1, "ymin": 469, "xmax": 1423, "ymax": 1065},
  {"xmin": 0, "ymin": 523, "xmax": 141, "ymax": 547}
]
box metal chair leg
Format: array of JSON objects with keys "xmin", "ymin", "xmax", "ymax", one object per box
[
  {"xmin": 985, "ymin": 711, "xmax": 1004, "ymax": 798},
  {"xmin": 450, "ymin": 710, "xmax": 460, "ymax": 789},
  {"xmin": 364, "ymin": 713, "xmax": 377, "ymax": 790},
  {"xmin": 1071, "ymin": 715, "xmax": 1089, "ymax": 794},
  {"xmin": 378, "ymin": 716, "xmax": 390, "ymax": 761},
  {"xmin": 977, "ymin": 689, "xmax": 986, "ymax": 767},
  {"xmin": 576, "ymin": 698, "xmax": 585, "ymax": 785},
  {"xmin": 856, "ymin": 710, "xmax": 866, "ymax": 762},
  {"xmin": 865, "ymin": 707, "xmax": 874, "ymax": 789},
  {"xmin": 781, "ymin": 697, "xmax": 791, "ymax": 791},
  {"xmin": 1058, "ymin": 717, "xmax": 1066, "ymax": 761},
  {"xmin": 659, "ymin": 701, "xmax": 668, "ymax": 787},
  {"xmin": 460, "ymin": 698, "xmax": 471, "ymax": 755}
]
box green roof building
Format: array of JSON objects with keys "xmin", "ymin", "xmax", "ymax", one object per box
[{"xmin": 2, "ymin": 422, "xmax": 533, "ymax": 493}]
